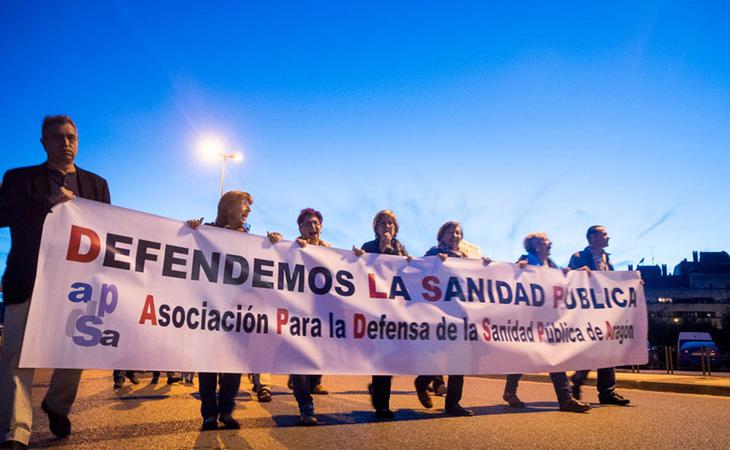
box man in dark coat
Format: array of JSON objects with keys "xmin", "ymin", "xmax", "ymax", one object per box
[
  {"xmin": 0, "ymin": 115, "xmax": 111, "ymax": 449},
  {"xmin": 567, "ymin": 225, "xmax": 630, "ymax": 406}
]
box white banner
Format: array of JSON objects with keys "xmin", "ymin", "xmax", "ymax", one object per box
[{"xmin": 20, "ymin": 199, "xmax": 647, "ymax": 375}]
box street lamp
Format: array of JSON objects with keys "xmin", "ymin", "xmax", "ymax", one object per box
[
  {"xmin": 197, "ymin": 135, "xmax": 243, "ymax": 197},
  {"xmin": 217, "ymin": 151, "xmax": 243, "ymax": 197}
]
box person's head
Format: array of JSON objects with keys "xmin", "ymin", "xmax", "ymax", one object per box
[
  {"xmin": 524, "ymin": 232, "xmax": 551, "ymax": 259},
  {"xmin": 40, "ymin": 115, "xmax": 78, "ymax": 168},
  {"xmin": 372, "ymin": 210, "xmax": 399, "ymax": 239},
  {"xmin": 437, "ymin": 221, "xmax": 462, "ymax": 250},
  {"xmin": 297, "ymin": 207, "xmax": 323, "ymax": 241},
  {"xmin": 215, "ymin": 190, "xmax": 253, "ymax": 230},
  {"xmin": 586, "ymin": 225, "xmax": 609, "ymax": 249}
]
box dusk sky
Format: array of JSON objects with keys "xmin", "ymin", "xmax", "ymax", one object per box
[{"xmin": 2, "ymin": 1, "xmax": 730, "ymax": 281}]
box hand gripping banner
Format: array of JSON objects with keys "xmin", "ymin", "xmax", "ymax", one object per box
[{"xmin": 20, "ymin": 199, "xmax": 648, "ymax": 374}]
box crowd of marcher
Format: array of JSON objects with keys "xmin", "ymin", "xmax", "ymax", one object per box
[{"xmin": 0, "ymin": 115, "xmax": 630, "ymax": 449}]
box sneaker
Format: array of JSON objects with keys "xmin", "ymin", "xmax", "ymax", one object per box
[
  {"xmin": 41, "ymin": 399, "xmax": 71, "ymax": 438},
  {"xmin": 559, "ymin": 398, "xmax": 591, "ymax": 413},
  {"xmin": 444, "ymin": 405, "xmax": 474, "ymax": 417},
  {"xmin": 201, "ymin": 417, "xmax": 218, "ymax": 431},
  {"xmin": 599, "ymin": 391, "xmax": 630, "ymax": 406},
  {"xmin": 311, "ymin": 384, "xmax": 329, "ymax": 395},
  {"xmin": 434, "ymin": 384, "xmax": 447, "ymax": 397},
  {"xmin": 503, "ymin": 393, "xmax": 525, "ymax": 409},
  {"xmin": 415, "ymin": 382, "xmax": 433, "ymax": 409},
  {"xmin": 374, "ymin": 409, "xmax": 395, "ymax": 419},
  {"xmin": 219, "ymin": 414, "xmax": 240, "ymax": 429},
  {"xmin": 257, "ymin": 388, "xmax": 272, "ymax": 403}
]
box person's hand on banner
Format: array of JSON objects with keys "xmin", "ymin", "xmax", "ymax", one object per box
[
  {"xmin": 296, "ymin": 237, "xmax": 308, "ymax": 248},
  {"xmin": 186, "ymin": 217, "xmax": 204, "ymax": 229},
  {"xmin": 267, "ymin": 231, "xmax": 283, "ymax": 244},
  {"xmin": 517, "ymin": 260, "xmax": 528, "ymax": 269},
  {"xmin": 579, "ymin": 266, "xmax": 592, "ymax": 277},
  {"xmin": 438, "ymin": 253, "xmax": 448, "ymax": 262},
  {"xmin": 49, "ymin": 186, "xmax": 74, "ymax": 205},
  {"xmin": 352, "ymin": 246, "xmax": 365, "ymax": 257},
  {"xmin": 481, "ymin": 257, "xmax": 492, "ymax": 266}
]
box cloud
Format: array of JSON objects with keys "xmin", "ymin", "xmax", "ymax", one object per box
[{"xmin": 636, "ymin": 206, "xmax": 676, "ymax": 240}]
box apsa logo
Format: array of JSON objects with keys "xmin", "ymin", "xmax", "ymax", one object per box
[{"xmin": 67, "ymin": 282, "xmax": 121, "ymax": 347}]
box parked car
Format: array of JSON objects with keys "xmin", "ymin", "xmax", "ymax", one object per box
[{"xmin": 678, "ymin": 341, "xmax": 723, "ymax": 368}]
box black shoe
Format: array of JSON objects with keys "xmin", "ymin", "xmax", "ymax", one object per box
[
  {"xmin": 41, "ymin": 399, "xmax": 71, "ymax": 438},
  {"xmin": 599, "ymin": 391, "xmax": 630, "ymax": 406},
  {"xmin": 503, "ymin": 393, "xmax": 525, "ymax": 409},
  {"xmin": 299, "ymin": 412, "xmax": 318, "ymax": 426},
  {"xmin": 434, "ymin": 384, "xmax": 447, "ymax": 397},
  {"xmin": 559, "ymin": 398, "xmax": 591, "ymax": 413},
  {"xmin": 415, "ymin": 383, "xmax": 433, "ymax": 409},
  {"xmin": 311, "ymin": 384, "xmax": 329, "ymax": 395},
  {"xmin": 150, "ymin": 375, "xmax": 159, "ymax": 384},
  {"xmin": 444, "ymin": 405, "xmax": 474, "ymax": 417},
  {"xmin": 0, "ymin": 441, "xmax": 28, "ymax": 449},
  {"xmin": 167, "ymin": 376, "xmax": 183, "ymax": 385},
  {"xmin": 219, "ymin": 414, "xmax": 240, "ymax": 429},
  {"xmin": 113, "ymin": 379, "xmax": 124, "ymax": 389},
  {"xmin": 287, "ymin": 376, "xmax": 295, "ymax": 390},
  {"xmin": 374, "ymin": 409, "xmax": 395, "ymax": 419},
  {"xmin": 126, "ymin": 372, "xmax": 140, "ymax": 385},
  {"xmin": 201, "ymin": 417, "xmax": 218, "ymax": 431}
]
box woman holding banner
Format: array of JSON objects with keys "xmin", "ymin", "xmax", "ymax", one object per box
[
  {"xmin": 186, "ymin": 190, "xmax": 282, "ymax": 431},
  {"xmin": 501, "ymin": 232, "xmax": 591, "ymax": 413},
  {"xmin": 353, "ymin": 209, "xmax": 410, "ymax": 419},
  {"xmin": 414, "ymin": 221, "xmax": 473, "ymax": 416}
]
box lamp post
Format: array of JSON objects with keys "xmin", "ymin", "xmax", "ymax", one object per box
[
  {"xmin": 197, "ymin": 135, "xmax": 242, "ymax": 198},
  {"xmin": 218, "ymin": 152, "xmax": 242, "ymax": 197}
]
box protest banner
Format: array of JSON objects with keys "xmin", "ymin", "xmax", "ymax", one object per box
[{"xmin": 20, "ymin": 198, "xmax": 647, "ymax": 374}]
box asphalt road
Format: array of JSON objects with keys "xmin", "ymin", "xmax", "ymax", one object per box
[{"xmin": 26, "ymin": 369, "xmax": 730, "ymax": 449}]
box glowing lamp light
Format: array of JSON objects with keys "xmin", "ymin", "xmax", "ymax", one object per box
[{"xmin": 198, "ymin": 135, "xmax": 226, "ymax": 162}]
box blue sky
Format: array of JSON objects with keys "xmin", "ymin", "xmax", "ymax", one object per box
[{"xmin": 2, "ymin": 1, "xmax": 730, "ymax": 280}]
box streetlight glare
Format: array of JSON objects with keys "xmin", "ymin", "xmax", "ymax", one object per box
[{"xmin": 197, "ymin": 135, "xmax": 226, "ymax": 162}]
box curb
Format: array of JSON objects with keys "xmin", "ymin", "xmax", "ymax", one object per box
[{"xmin": 476, "ymin": 374, "xmax": 730, "ymax": 397}]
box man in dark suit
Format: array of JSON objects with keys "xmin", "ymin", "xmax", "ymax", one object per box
[
  {"xmin": 0, "ymin": 115, "xmax": 110, "ymax": 449},
  {"xmin": 567, "ymin": 225, "xmax": 630, "ymax": 406}
]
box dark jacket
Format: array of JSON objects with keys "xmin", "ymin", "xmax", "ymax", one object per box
[
  {"xmin": 424, "ymin": 245, "xmax": 465, "ymax": 258},
  {"xmin": 567, "ymin": 247, "xmax": 614, "ymax": 271},
  {"xmin": 0, "ymin": 163, "xmax": 111, "ymax": 304},
  {"xmin": 361, "ymin": 238, "xmax": 408, "ymax": 256}
]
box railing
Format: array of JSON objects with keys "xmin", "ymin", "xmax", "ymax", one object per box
[{"xmin": 627, "ymin": 345, "xmax": 729, "ymax": 375}]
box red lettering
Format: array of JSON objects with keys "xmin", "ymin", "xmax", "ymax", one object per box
[
  {"xmin": 553, "ymin": 286, "xmax": 564, "ymax": 308},
  {"xmin": 605, "ymin": 321, "xmax": 613, "ymax": 339},
  {"xmin": 536, "ymin": 321, "xmax": 544, "ymax": 342},
  {"xmin": 368, "ymin": 273, "xmax": 387, "ymax": 299},
  {"xmin": 482, "ymin": 318, "xmax": 491, "ymax": 342},
  {"xmin": 276, "ymin": 308, "xmax": 289, "ymax": 334},
  {"xmin": 353, "ymin": 313, "xmax": 365, "ymax": 339},
  {"xmin": 66, "ymin": 225, "xmax": 100, "ymax": 263},
  {"xmin": 138, "ymin": 294, "xmax": 157, "ymax": 325},
  {"xmin": 421, "ymin": 276, "xmax": 442, "ymax": 301}
]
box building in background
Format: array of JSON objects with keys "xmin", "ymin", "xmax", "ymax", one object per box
[{"xmin": 635, "ymin": 251, "xmax": 730, "ymax": 329}]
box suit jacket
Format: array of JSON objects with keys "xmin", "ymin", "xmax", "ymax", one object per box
[
  {"xmin": 567, "ymin": 247, "xmax": 614, "ymax": 271},
  {"xmin": 0, "ymin": 163, "xmax": 111, "ymax": 304}
]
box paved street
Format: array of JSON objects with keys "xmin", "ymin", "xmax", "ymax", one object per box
[{"xmin": 26, "ymin": 370, "xmax": 730, "ymax": 449}]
